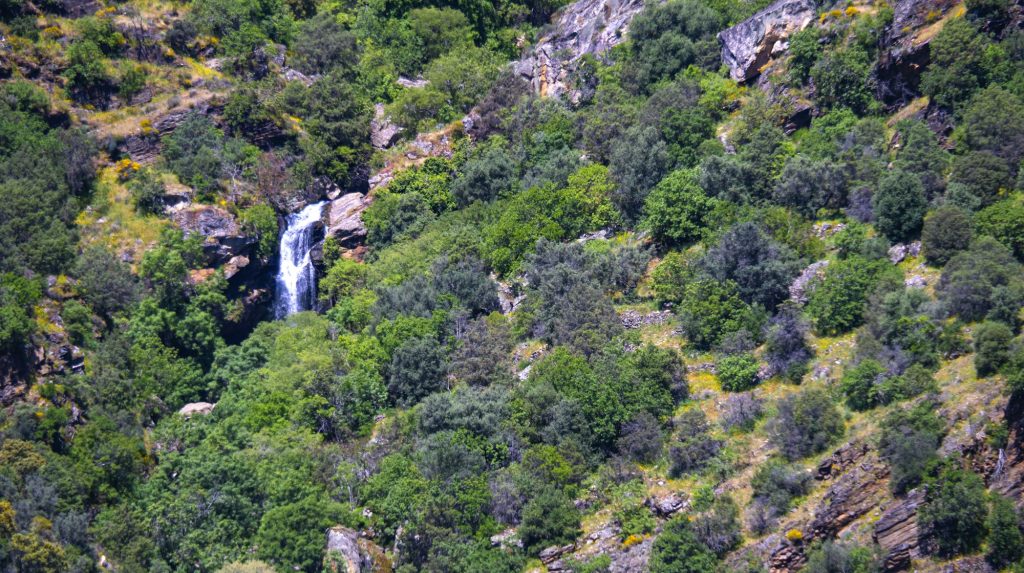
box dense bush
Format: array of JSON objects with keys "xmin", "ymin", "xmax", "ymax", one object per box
[
  {"xmin": 717, "ymin": 354, "xmax": 760, "ymax": 392},
  {"xmin": 807, "ymin": 256, "xmax": 900, "ymax": 336},
  {"xmin": 669, "ymin": 409, "xmax": 722, "ymax": 476},
  {"xmin": 873, "ymin": 170, "xmax": 927, "ymax": 244},
  {"xmin": 769, "ymin": 388, "xmax": 844, "ymax": 461},
  {"xmin": 921, "ymin": 207, "xmax": 972, "ymax": 265},
  {"xmin": 878, "ymin": 403, "xmax": 944, "ymax": 493},
  {"xmin": 643, "ymin": 169, "xmax": 717, "ymax": 247},
  {"xmin": 518, "ymin": 487, "xmax": 581, "ymax": 555},
  {"xmin": 919, "ymin": 466, "xmax": 988, "ymax": 557},
  {"xmin": 974, "ymin": 320, "xmax": 1013, "ymax": 377},
  {"xmin": 649, "ymin": 517, "xmax": 718, "ymax": 573}
]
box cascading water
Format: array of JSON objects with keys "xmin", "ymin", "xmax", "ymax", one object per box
[{"xmin": 274, "ymin": 201, "xmax": 327, "ymax": 318}]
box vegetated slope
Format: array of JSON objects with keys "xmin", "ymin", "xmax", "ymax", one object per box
[{"xmin": 2, "ymin": 0, "xmax": 1024, "ymax": 572}]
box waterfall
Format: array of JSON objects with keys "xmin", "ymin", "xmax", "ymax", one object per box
[{"xmin": 274, "ymin": 201, "xmax": 327, "ymax": 318}]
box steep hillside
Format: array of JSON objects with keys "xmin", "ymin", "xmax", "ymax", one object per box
[{"xmin": 2, "ymin": 0, "xmax": 1024, "ymax": 572}]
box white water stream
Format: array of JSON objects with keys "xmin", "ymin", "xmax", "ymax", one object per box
[{"xmin": 274, "ymin": 201, "xmax": 327, "ymax": 318}]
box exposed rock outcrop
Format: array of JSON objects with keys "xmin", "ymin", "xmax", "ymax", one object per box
[
  {"xmin": 873, "ymin": 489, "xmax": 927, "ymax": 571},
  {"xmin": 325, "ymin": 526, "xmax": 390, "ymax": 573},
  {"xmin": 876, "ymin": 0, "xmax": 962, "ymax": 106},
  {"xmin": 326, "ymin": 193, "xmax": 369, "ymax": 248},
  {"xmin": 514, "ymin": 0, "xmax": 645, "ymax": 100},
  {"xmin": 718, "ymin": 0, "xmax": 817, "ymax": 83},
  {"xmin": 171, "ymin": 204, "xmax": 255, "ymax": 266},
  {"xmin": 123, "ymin": 96, "xmax": 223, "ymax": 163}
]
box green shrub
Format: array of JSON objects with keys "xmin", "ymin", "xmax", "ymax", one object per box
[
  {"xmin": 717, "ymin": 354, "xmax": 759, "ymax": 392},
  {"xmin": 974, "ymin": 320, "xmax": 1013, "ymax": 377},
  {"xmin": 919, "ymin": 466, "xmax": 988, "ymax": 557}
]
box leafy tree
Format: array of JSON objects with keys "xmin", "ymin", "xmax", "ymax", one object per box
[
  {"xmin": 291, "ymin": 14, "xmax": 359, "ymax": 76},
  {"xmin": 649, "ymin": 517, "xmax": 718, "ymax": 573},
  {"xmin": 788, "ymin": 28, "xmax": 822, "ymax": 85},
  {"xmin": 840, "ymin": 359, "xmax": 886, "ymax": 411},
  {"xmin": 74, "ymin": 246, "xmax": 139, "ymax": 320},
  {"xmin": 615, "ymin": 412, "xmax": 665, "ymax": 463},
  {"xmin": 677, "ymin": 279, "xmax": 761, "ymax": 351},
  {"xmin": 518, "ymin": 486, "xmax": 581, "ymax": 555},
  {"xmin": 387, "ymin": 336, "xmax": 447, "ymax": 407},
  {"xmin": 691, "ymin": 495, "xmax": 742, "ymax": 556},
  {"xmin": 878, "ymin": 403, "xmax": 944, "ymax": 493},
  {"xmin": 774, "ymin": 154, "xmax": 848, "ymax": 216},
  {"xmin": 239, "ymin": 204, "xmax": 278, "ymax": 259},
  {"xmin": 894, "ymin": 120, "xmax": 949, "ymax": 199},
  {"xmin": 669, "ymin": 409, "xmax": 722, "ymax": 475},
  {"xmin": 919, "ymin": 466, "xmax": 988, "ymax": 557},
  {"xmin": 484, "ymin": 165, "xmax": 617, "ymax": 276},
  {"xmin": 949, "ymin": 151, "xmax": 1011, "ymax": 208},
  {"xmin": 424, "ymin": 46, "xmax": 504, "ymax": 117},
  {"xmin": 921, "ymin": 207, "xmax": 972, "ymax": 265},
  {"xmin": 450, "ymin": 316, "xmax": 513, "ymax": 386},
  {"xmin": 975, "ymin": 199, "xmax": 1024, "ymax": 261},
  {"xmin": 974, "ymin": 320, "xmax": 1013, "ymax": 377},
  {"xmin": 255, "ymin": 497, "xmax": 353, "ymax": 573},
  {"xmin": 363, "ymin": 190, "xmax": 434, "ymax": 248},
  {"xmin": 937, "ymin": 237, "xmax": 1024, "ymax": 322},
  {"xmin": 958, "ymin": 86, "xmax": 1024, "ymax": 169},
  {"xmin": 162, "ymin": 113, "xmax": 224, "ymax": 194},
  {"xmin": 717, "ymin": 354, "xmax": 759, "ymax": 392},
  {"xmin": 873, "ymin": 170, "xmax": 927, "ymax": 244},
  {"xmin": 806, "ymin": 256, "xmax": 900, "ymax": 336},
  {"xmin": 702, "ymin": 222, "xmax": 801, "ymax": 310},
  {"xmin": 64, "ymin": 41, "xmax": 110, "ymax": 100},
  {"xmin": 764, "ymin": 303, "xmax": 813, "ymax": 382},
  {"xmin": 769, "ymin": 388, "xmax": 844, "ymax": 460},
  {"xmin": 303, "ymin": 72, "xmax": 372, "ymax": 185},
  {"xmin": 921, "ymin": 18, "xmax": 994, "ymax": 111},
  {"xmin": 408, "ymin": 7, "xmax": 474, "ymax": 62},
  {"xmin": 802, "ymin": 541, "xmax": 880, "ymax": 573},
  {"xmin": 643, "ymin": 169, "xmax": 717, "ymax": 247},
  {"xmin": 452, "ymin": 146, "xmax": 516, "ymax": 206},
  {"xmin": 986, "ymin": 495, "xmax": 1024, "ymax": 568},
  {"xmin": 811, "ymin": 47, "xmax": 873, "ymax": 114},
  {"xmin": 627, "ymin": 0, "xmax": 722, "ymax": 90},
  {"xmin": 609, "ymin": 125, "xmax": 672, "ymax": 221},
  {"xmin": 751, "ymin": 458, "xmax": 812, "ymax": 520},
  {"xmin": 0, "ymin": 273, "xmax": 40, "ymax": 352}
]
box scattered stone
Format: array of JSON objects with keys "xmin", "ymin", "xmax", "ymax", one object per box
[
  {"xmin": 370, "ymin": 103, "xmax": 404, "ymax": 149},
  {"xmin": 620, "ymin": 309, "xmax": 673, "ymax": 329},
  {"xmin": 178, "ymin": 402, "xmax": 215, "ymax": 417},
  {"xmin": 397, "ymin": 76, "xmax": 429, "ymax": 89},
  {"xmin": 888, "ymin": 242, "xmax": 921, "ymax": 264},
  {"xmin": 789, "ymin": 260, "xmax": 829, "ymax": 303},
  {"xmin": 490, "ymin": 528, "xmax": 522, "ymax": 549},
  {"xmin": 539, "ymin": 543, "xmax": 576, "ymax": 565},
  {"xmin": 646, "ymin": 491, "xmax": 688, "ymax": 517}
]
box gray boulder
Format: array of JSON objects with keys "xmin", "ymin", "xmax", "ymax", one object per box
[
  {"xmin": 326, "ymin": 193, "xmax": 369, "ymax": 248},
  {"xmin": 718, "ymin": 0, "xmax": 817, "ymax": 82}
]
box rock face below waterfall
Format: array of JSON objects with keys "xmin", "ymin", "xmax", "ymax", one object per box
[
  {"xmin": 326, "ymin": 193, "xmax": 369, "ymax": 248},
  {"xmin": 514, "ymin": 0, "xmax": 645, "ymax": 99},
  {"xmin": 717, "ymin": 0, "xmax": 817, "ymax": 83}
]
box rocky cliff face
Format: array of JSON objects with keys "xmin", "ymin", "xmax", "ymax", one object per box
[
  {"xmin": 514, "ymin": 0, "xmax": 645, "ymax": 100},
  {"xmin": 718, "ymin": 0, "xmax": 817, "ymax": 83}
]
